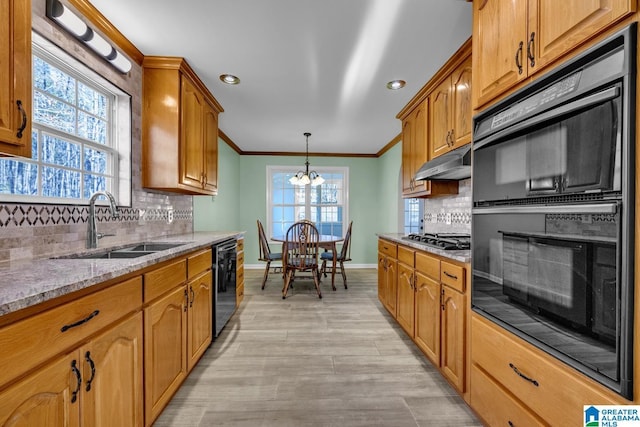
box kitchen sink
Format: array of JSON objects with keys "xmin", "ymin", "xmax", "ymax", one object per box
[
  {"xmin": 69, "ymin": 250, "xmax": 156, "ymax": 259},
  {"xmin": 54, "ymin": 242, "xmax": 189, "ymax": 260},
  {"xmin": 120, "ymin": 242, "xmax": 186, "ymax": 252}
]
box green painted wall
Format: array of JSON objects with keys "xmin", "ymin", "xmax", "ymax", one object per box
[{"xmin": 194, "ymin": 138, "xmax": 402, "ymax": 267}]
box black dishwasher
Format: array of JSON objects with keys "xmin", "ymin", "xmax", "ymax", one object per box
[{"xmin": 212, "ymin": 239, "xmax": 237, "ymax": 338}]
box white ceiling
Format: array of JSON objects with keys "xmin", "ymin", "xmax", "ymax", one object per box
[{"xmin": 89, "ymin": 0, "xmax": 472, "ymax": 155}]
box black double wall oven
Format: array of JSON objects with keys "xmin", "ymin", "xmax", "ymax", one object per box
[{"xmin": 471, "ymin": 24, "xmax": 635, "ymax": 398}]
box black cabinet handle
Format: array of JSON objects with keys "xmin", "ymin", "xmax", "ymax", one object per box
[
  {"xmin": 515, "ymin": 41, "xmax": 524, "ymax": 75},
  {"xmin": 527, "ymin": 32, "xmax": 536, "ymax": 67},
  {"xmin": 184, "ymin": 289, "xmax": 188, "ymax": 312},
  {"xmin": 71, "ymin": 360, "xmax": 81, "ymax": 403},
  {"xmin": 16, "ymin": 100, "xmax": 27, "ymax": 138},
  {"xmin": 85, "ymin": 351, "xmax": 96, "ymax": 392},
  {"xmin": 508, "ymin": 421, "xmax": 514, "ymax": 427},
  {"xmin": 509, "ymin": 363, "xmax": 539, "ymax": 386},
  {"xmin": 190, "ymin": 286, "xmax": 195, "ymax": 308},
  {"xmin": 61, "ymin": 310, "xmax": 100, "ymax": 332},
  {"xmin": 443, "ymin": 271, "xmax": 458, "ymax": 280}
]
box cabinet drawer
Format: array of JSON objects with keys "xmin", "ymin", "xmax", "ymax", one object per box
[
  {"xmin": 187, "ymin": 249, "xmax": 211, "ymax": 280},
  {"xmin": 378, "ymin": 239, "xmax": 397, "ymax": 258},
  {"xmin": 144, "ymin": 259, "xmax": 187, "ymax": 302},
  {"xmin": 236, "ymin": 282, "xmax": 244, "ymax": 305},
  {"xmin": 471, "ymin": 315, "xmax": 617, "ymax": 426},
  {"xmin": 441, "ymin": 261, "xmax": 465, "ymax": 293},
  {"xmin": 237, "ymin": 239, "xmax": 244, "ymax": 251},
  {"xmin": 471, "ymin": 365, "xmax": 545, "ymax": 427},
  {"xmin": 397, "ymin": 245, "xmax": 415, "ymax": 267},
  {"xmin": 0, "ymin": 276, "xmax": 142, "ymax": 388},
  {"xmin": 415, "ymin": 251, "xmax": 440, "ymax": 281},
  {"xmin": 237, "ymin": 264, "xmax": 245, "ymax": 286}
]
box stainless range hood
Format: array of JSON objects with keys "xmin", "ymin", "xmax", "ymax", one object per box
[{"xmin": 414, "ymin": 144, "xmax": 471, "ymax": 181}]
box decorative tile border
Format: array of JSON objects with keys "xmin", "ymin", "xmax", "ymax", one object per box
[{"xmin": 0, "ymin": 203, "xmax": 192, "ymax": 228}]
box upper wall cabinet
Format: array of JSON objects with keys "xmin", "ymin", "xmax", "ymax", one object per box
[
  {"xmin": 142, "ymin": 57, "xmax": 223, "ymax": 195},
  {"xmin": 0, "ymin": 0, "xmax": 31, "ymax": 157},
  {"xmin": 397, "ymin": 38, "xmax": 471, "ymax": 199},
  {"xmin": 429, "ymin": 56, "xmax": 472, "ymax": 158},
  {"xmin": 473, "ymin": 0, "xmax": 635, "ymax": 109}
]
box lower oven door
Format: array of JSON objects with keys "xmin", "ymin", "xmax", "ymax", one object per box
[{"xmin": 471, "ymin": 201, "xmax": 633, "ymax": 397}]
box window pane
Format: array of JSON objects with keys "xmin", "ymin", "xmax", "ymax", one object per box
[
  {"xmin": 78, "ymin": 82, "xmax": 107, "ymax": 119},
  {"xmin": 42, "ymin": 166, "xmax": 81, "ymax": 198},
  {"xmin": 0, "ymin": 159, "xmax": 38, "ymax": 195},
  {"xmin": 41, "ymin": 134, "xmax": 80, "ymax": 168},
  {"xmin": 78, "ymin": 111, "xmax": 107, "ymax": 144},
  {"xmin": 33, "ymin": 56, "xmax": 75, "ymax": 103},
  {"xmin": 84, "ymin": 147, "xmax": 108, "ymax": 173},
  {"xmin": 31, "ymin": 130, "xmax": 38, "ymax": 161},
  {"xmin": 34, "ymin": 91, "xmax": 76, "ymax": 133},
  {"xmin": 83, "ymin": 174, "xmax": 108, "ymax": 198}
]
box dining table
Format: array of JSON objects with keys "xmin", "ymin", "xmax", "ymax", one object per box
[{"xmin": 271, "ymin": 234, "xmax": 344, "ymax": 291}]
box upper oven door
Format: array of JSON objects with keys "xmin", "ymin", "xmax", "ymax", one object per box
[{"xmin": 473, "ymin": 87, "xmax": 622, "ymax": 202}]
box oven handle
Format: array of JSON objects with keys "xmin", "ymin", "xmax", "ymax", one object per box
[
  {"xmin": 473, "ymin": 202, "xmax": 618, "ymax": 215},
  {"xmin": 473, "ymin": 86, "xmax": 620, "ymax": 151},
  {"xmin": 217, "ymin": 242, "xmax": 237, "ymax": 253}
]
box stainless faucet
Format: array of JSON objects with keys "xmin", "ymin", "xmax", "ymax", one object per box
[{"xmin": 87, "ymin": 191, "xmax": 120, "ymax": 249}]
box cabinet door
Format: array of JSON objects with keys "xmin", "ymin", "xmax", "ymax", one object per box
[
  {"xmin": 202, "ymin": 103, "xmax": 219, "ymax": 194},
  {"xmin": 396, "ymin": 263, "xmax": 415, "ymax": 336},
  {"xmin": 377, "ymin": 253, "xmax": 387, "ymax": 306},
  {"xmin": 450, "ymin": 56, "xmax": 472, "ymax": 149},
  {"xmin": 531, "ymin": 0, "xmax": 635, "ymax": 72},
  {"xmin": 0, "ymin": 0, "xmax": 31, "ymax": 156},
  {"xmin": 473, "ymin": 0, "xmax": 528, "ymax": 108},
  {"xmin": 144, "ymin": 286, "xmax": 188, "ymax": 424},
  {"xmin": 385, "ymin": 258, "xmax": 398, "ymax": 317},
  {"xmin": 81, "ymin": 312, "xmax": 144, "ymax": 427},
  {"xmin": 0, "ymin": 352, "xmax": 80, "ymax": 427},
  {"xmin": 414, "ymin": 272, "xmax": 441, "ymax": 365},
  {"xmin": 401, "ymin": 118, "xmax": 414, "ymax": 194},
  {"xmin": 187, "ymin": 270, "xmax": 213, "ymax": 371},
  {"xmin": 441, "ymin": 286, "xmax": 466, "ymax": 392},
  {"xmin": 411, "ymin": 102, "xmax": 429, "ymax": 194},
  {"xmin": 429, "ymin": 78, "xmax": 452, "ymax": 159},
  {"xmin": 180, "ymin": 77, "xmax": 205, "ymax": 191}
]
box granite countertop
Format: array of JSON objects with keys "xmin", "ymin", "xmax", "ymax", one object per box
[
  {"xmin": 0, "ymin": 231, "xmax": 244, "ymax": 317},
  {"xmin": 377, "ymin": 233, "xmax": 471, "ymax": 264}
]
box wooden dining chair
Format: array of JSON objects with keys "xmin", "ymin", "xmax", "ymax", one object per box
[
  {"xmin": 257, "ymin": 220, "xmax": 283, "ymax": 290},
  {"xmin": 321, "ymin": 221, "xmax": 353, "ymax": 289},
  {"xmin": 282, "ymin": 221, "xmax": 322, "ymax": 299}
]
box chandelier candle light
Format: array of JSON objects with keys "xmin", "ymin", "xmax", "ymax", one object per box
[{"xmin": 289, "ymin": 132, "xmax": 325, "ymax": 186}]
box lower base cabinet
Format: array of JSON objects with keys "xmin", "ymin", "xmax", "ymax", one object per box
[
  {"xmin": 0, "ymin": 311, "xmax": 144, "ymax": 426},
  {"xmin": 144, "ymin": 285, "xmax": 188, "ymax": 424}
]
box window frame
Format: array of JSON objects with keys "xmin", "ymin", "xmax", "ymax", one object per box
[
  {"xmin": 266, "ymin": 165, "xmax": 349, "ymax": 240},
  {"xmin": 0, "ymin": 33, "xmax": 132, "ymax": 206}
]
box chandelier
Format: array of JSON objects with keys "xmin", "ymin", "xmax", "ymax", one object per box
[{"xmin": 289, "ymin": 132, "xmax": 325, "ymax": 186}]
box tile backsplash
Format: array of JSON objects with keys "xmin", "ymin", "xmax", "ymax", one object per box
[{"xmin": 422, "ymin": 179, "xmax": 471, "ymax": 234}]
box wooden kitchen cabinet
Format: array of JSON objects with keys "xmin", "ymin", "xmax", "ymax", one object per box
[
  {"xmin": 377, "ymin": 239, "xmax": 398, "ymax": 317},
  {"xmin": 142, "ymin": 57, "xmax": 223, "ymax": 195},
  {"xmin": 470, "ymin": 313, "xmax": 619, "ymax": 426},
  {"xmin": 0, "ymin": 292, "xmax": 143, "ymax": 427},
  {"xmin": 144, "ymin": 285, "xmax": 188, "ymax": 425},
  {"xmin": 396, "ymin": 246, "xmax": 416, "ymax": 337},
  {"xmin": 0, "ymin": 0, "xmax": 31, "ymax": 157},
  {"xmin": 429, "ymin": 56, "xmax": 472, "ymax": 158},
  {"xmin": 401, "ymin": 101, "xmax": 429, "ymax": 197},
  {"xmin": 187, "ymin": 250, "xmax": 213, "ymax": 371},
  {"xmin": 414, "ymin": 256, "xmax": 441, "ymax": 366},
  {"xmin": 473, "ymin": 0, "xmax": 635, "ymax": 108},
  {"xmin": 144, "ymin": 249, "xmax": 213, "ymax": 425},
  {"xmin": 236, "ymin": 238, "xmax": 245, "ymax": 305}
]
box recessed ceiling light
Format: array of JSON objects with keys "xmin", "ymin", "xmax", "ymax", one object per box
[
  {"xmin": 220, "ymin": 74, "xmax": 240, "ymax": 85},
  {"xmin": 386, "ymin": 79, "xmax": 406, "ymax": 90}
]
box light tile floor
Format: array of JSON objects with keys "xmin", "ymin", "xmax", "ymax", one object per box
[{"xmin": 154, "ymin": 268, "xmax": 482, "ymax": 427}]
